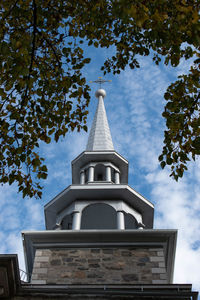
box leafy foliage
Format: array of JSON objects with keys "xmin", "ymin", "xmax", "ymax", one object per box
[
  {"xmin": 159, "ymin": 64, "xmax": 200, "ymax": 180},
  {"xmin": 0, "ymin": 0, "xmax": 199, "ymax": 198}
]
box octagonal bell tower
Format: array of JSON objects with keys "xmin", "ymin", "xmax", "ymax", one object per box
[{"xmin": 44, "ymin": 88, "xmax": 154, "ymax": 231}]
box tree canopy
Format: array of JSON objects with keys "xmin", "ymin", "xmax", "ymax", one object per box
[{"xmin": 0, "ymin": 0, "xmax": 199, "ymax": 198}]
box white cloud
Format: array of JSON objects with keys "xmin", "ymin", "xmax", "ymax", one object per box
[
  {"xmin": 149, "ymin": 169, "xmax": 200, "ymax": 290},
  {"xmin": 0, "ymin": 183, "xmax": 44, "ymax": 271},
  {"xmin": 112, "ymin": 60, "xmax": 200, "ymax": 292},
  {"xmin": 175, "ymin": 241, "xmax": 200, "ymax": 285},
  {"xmin": 6, "ymin": 232, "xmax": 25, "ymax": 270}
]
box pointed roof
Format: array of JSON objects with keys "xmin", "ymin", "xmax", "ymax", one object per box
[{"xmin": 86, "ymin": 89, "xmax": 114, "ymax": 151}]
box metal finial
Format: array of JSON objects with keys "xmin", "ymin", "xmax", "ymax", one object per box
[{"xmin": 89, "ymin": 77, "xmax": 112, "ymax": 89}]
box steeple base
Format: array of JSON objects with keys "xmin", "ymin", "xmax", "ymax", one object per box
[{"xmin": 23, "ymin": 229, "xmax": 177, "ymax": 284}]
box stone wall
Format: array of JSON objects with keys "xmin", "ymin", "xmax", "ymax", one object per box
[{"xmin": 31, "ymin": 247, "xmax": 167, "ymax": 285}]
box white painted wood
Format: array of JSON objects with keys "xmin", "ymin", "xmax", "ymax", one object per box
[
  {"xmin": 117, "ymin": 211, "xmax": 125, "ymax": 230},
  {"xmin": 72, "ymin": 212, "xmax": 81, "ymax": 230},
  {"xmin": 115, "ymin": 171, "xmax": 120, "ymax": 184},
  {"xmin": 88, "ymin": 166, "xmax": 94, "ymax": 182},
  {"xmin": 106, "ymin": 166, "xmax": 111, "ymax": 181},
  {"xmin": 80, "ymin": 171, "xmax": 85, "ymax": 184}
]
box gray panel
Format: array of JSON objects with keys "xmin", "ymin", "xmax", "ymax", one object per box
[{"xmin": 81, "ymin": 203, "xmax": 117, "ymax": 229}]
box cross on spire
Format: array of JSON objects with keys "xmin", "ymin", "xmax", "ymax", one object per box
[{"xmin": 89, "ymin": 77, "xmax": 112, "ymax": 89}]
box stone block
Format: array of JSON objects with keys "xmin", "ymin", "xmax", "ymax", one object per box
[
  {"xmin": 148, "ymin": 251, "xmax": 157, "ymax": 256},
  {"xmin": 31, "ymin": 274, "xmax": 38, "ymax": 280},
  {"xmin": 75, "ymin": 258, "xmax": 87, "ymax": 263},
  {"xmin": 160, "ymin": 273, "xmax": 167, "ymax": 280},
  {"xmin": 50, "ymin": 259, "xmax": 61, "ymax": 266},
  {"xmin": 141, "ymin": 275, "xmax": 152, "ymax": 281},
  {"xmin": 121, "ymin": 251, "xmax": 131, "ymax": 256},
  {"xmin": 88, "ymin": 264, "xmax": 100, "ymax": 268},
  {"xmin": 152, "ymin": 268, "xmax": 166, "ymax": 274},
  {"xmin": 152, "ymin": 279, "xmax": 167, "ymax": 284},
  {"xmin": 62, "ymin": 257, "xmax": 73, "ymax": 263},
  {"xmin": 61, "ymin": 272, "xmax": 72, "ymax": 278},
  {"xmin": 68, "ymin": 262, "xmax": 79, "ymax": 266},
  {"xmin": 36, "ymin": 273, "xmax": 48, "ymax": 280},
  {"xmin": 121, "ymin": 274, "xmax": 138, "ymax": 282},
  {"xmin": 33, "ymin": 268, "xmax": 47, "ymax": 274},
  {"xmin": 150, "ymin": 256, "xmax": 164, "ymax": 262},
  {"xmin": 33, "ymin": 262, "xmax": 40, "ymax": 268},
  {"xmin": 88, "ymin": 259, "xmax": 100, "ymax": 263},
  {"xmin": 31, "ymin": 280, "xmax": 46, "ymax": 284},
  {"xmin": 35, "ymin": 250, "xmax": 43, "ymax": 257},
  {"xmin": 46, "ymin": 280, "xmax": 57, "ymax": 285},
  {"xmin": 139, "ymin": 257, "xmax": 150, "ymax": 263},
  {"xmin": 104, "ymin": 263, "xmax": 123, "ymax": 270},
  {"xmin": 152, "ymin": 273, "xmax": 161, "ymax": 280},
  {"xmin": 78, "ymin": 266, "xmax": 88, "ymax": 271},
  {"xmin": 159, "ymin": 262, "xmax": 165, "ymax": 268},
  {"xmin": 68, "ymin": 250, "xmax": 77, "ymax": 254},
  {"xmin": 102, "ymin": 249, "xmax": 113, "ymax": 254},
  {"xmin": 137, "ymin": 263, "xmax": 145, "ymax": 266},
  {"xmin": 74, "ymin": 271, "xmax": 86, "ymax": 279},
  {"xmin": 117, "ymin": 261, "xmax": 125, "ymax": 267},
  {"xmin": 41, "ymin": 250, "xmax": 51, "ymax": 256},
  {"xmin": 102, "ymin": 257, "xmax": 112, "ymax": 261},
  {"xmin": 150, "ymin": 261, "xmax": 160, "ymax": 267},
  {"xmin": 91, "ymin": 249, "xmax": 100, "ymax": 253},
  {"xmin": 40, "ymin": 262, "xmax": 49, "ymax": 268},
  {"xmin": 149, "ymin": 248, "xmax": 163, "ymax": 251},
  {"xmin": 35, "ymin": 256, "xmax": 49, "ymax": 262},
  {"xmin": 87, "ymin": 273, "xmax": 103, "ymax": 279}
]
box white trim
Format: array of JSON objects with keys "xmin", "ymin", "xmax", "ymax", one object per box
[
  {"xmin": 72, "ymin": 211, "xmax": 82, "ymax": 230},
  {"xmin": 117, "ymin": 211, "xmax": 125, "ymax": 229},
  {"xmin": 56, "ymin": 200, "xmax": 143, "ymax": 227}
]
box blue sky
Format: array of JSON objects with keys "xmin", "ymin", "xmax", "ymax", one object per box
[{"xmin": 0, "ymin": 45, "xmax": 199, "ymax": 293}]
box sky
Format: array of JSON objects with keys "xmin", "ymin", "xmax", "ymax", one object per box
[{"xmin": 0, "ymin": 45, "xmax": 199, "ymax": 294}]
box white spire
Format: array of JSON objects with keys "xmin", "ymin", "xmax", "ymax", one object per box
[{"xmin": 86, "ymin": 89, "xmax": 114, "ymax": 151}]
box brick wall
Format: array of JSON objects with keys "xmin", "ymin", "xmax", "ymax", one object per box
[{"xmin": 31, "ymin": 247, "xmax": 167, "ymax": 285}]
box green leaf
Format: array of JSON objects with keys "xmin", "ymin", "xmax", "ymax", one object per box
[
  {"xmin": 160, "ymin": 161, "xmax": 166, "ymax": 169},
  {"xmin": 40, "ymin": 165, "xmax": 48, "ymax": 172}
]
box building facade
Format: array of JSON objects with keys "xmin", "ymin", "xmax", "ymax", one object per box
[{"xmin": 0, "ymin": 88, "xmax": 198, "ymax": 299}]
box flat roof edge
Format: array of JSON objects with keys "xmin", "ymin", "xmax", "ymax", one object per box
[
  {"xmin": 71, "ymin": 151, "xmax": 129, "ymax": 165},
  {"xmin": 44, "ymin": 184, "xmax": 154, "ymax": 210}
]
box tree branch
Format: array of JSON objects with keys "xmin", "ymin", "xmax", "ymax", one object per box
[
  {"xmin": 23, "ymin": 0, "xmax": 37, "ymax": 104},
  {"xmin": 36, "ymin": 28, "xmax": 62, "ymax": 69},
  {"xmin": 29, "ymin": 0, "xmax": 37, "ymax": 79},
  {"xmin": 0, "ymin": 0, "xmax": 19, "ymax": 24}
]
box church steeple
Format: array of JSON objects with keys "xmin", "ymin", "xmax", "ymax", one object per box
[
  {"xmin": 44, "ymin": 87, "xmax": 154, "ymax": 231},
  {"xmin": 86, "ymin": 89, "xmax": 114, "ymax": 151}
]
